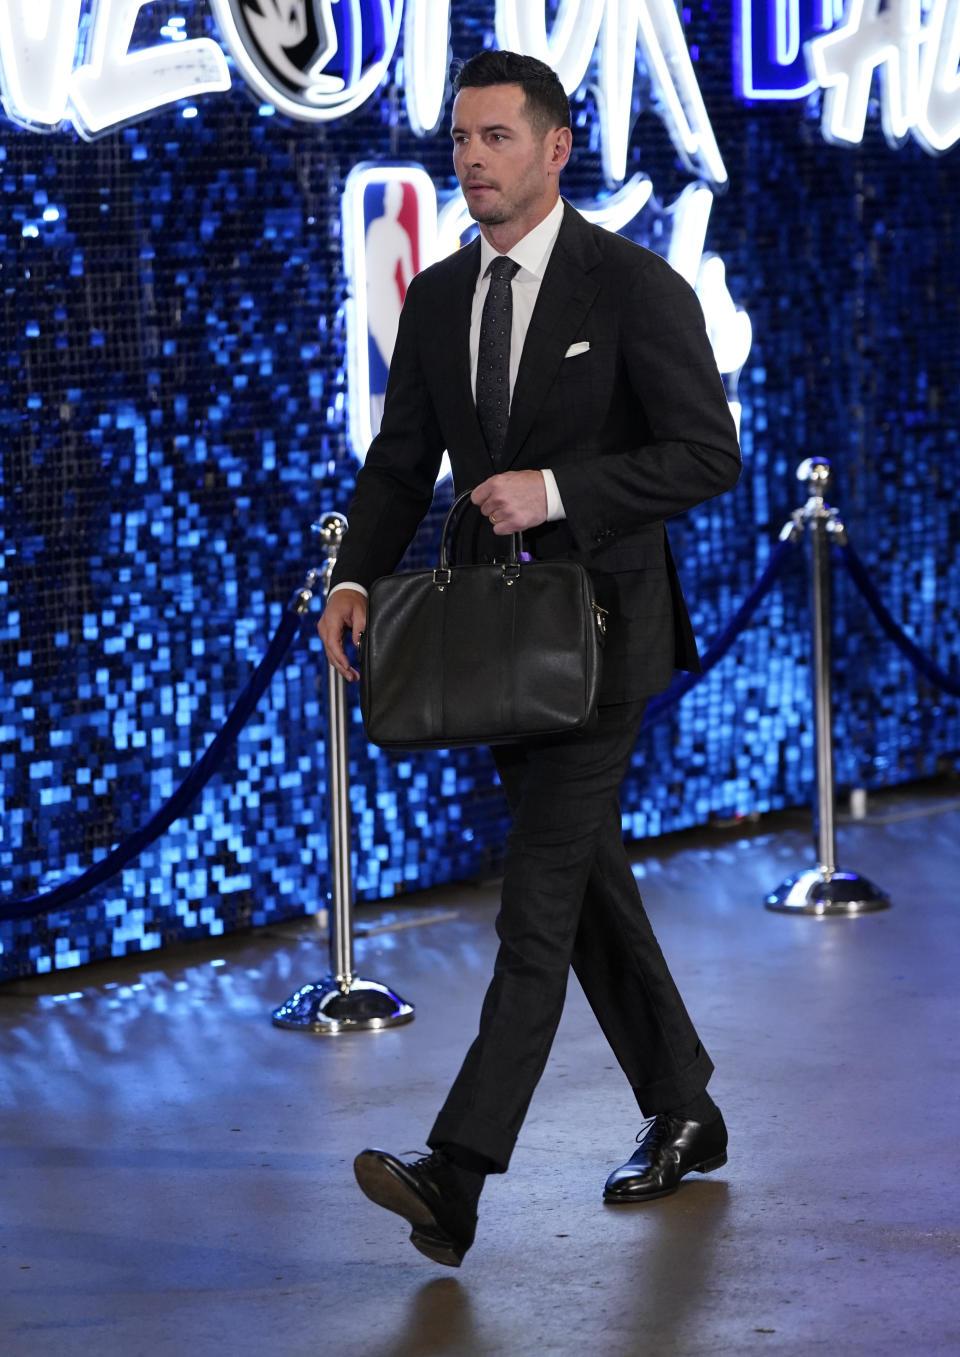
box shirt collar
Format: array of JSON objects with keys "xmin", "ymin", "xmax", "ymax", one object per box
[{"xmin": 477, "ymin": 196, "xmax": 564, "ymax": 285}]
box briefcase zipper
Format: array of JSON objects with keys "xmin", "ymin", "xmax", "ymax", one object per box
[{"xmin": 591, "ymin": 602, "xmax": 608, "ymax": 637}]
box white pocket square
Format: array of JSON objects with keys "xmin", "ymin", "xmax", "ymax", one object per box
[{"xmin": 564, "ymin": 341, "xmax": 591, "ymax": 358}]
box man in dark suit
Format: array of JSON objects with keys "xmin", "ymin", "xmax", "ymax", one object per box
[{"xmin": 318, "ymin": 49, "xmax": 741, "ymax": 1267}]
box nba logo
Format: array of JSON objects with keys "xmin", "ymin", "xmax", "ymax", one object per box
[{"xmin": 343, "ymin": 165, "xmax": 437, "ymax": 464}]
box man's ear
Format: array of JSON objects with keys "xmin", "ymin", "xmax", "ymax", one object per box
[{"xmin": 549, "ymin": 126, "xmax": 573, "ymax": 173}]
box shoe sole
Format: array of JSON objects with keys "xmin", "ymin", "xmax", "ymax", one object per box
[
  {"xmin": 354, "ymin": 1153, "xmax": 465, "ymax": 1267},
  {"xmin": 408, "ymin": 1226, "xmax": 464, "ymax": 1268},
  {"xmin": 603, "ymin": 1149, "xmax": 728, "ymax": 1204}
]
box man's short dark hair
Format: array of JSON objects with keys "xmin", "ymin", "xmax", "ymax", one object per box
[{"xmin": 452, "ymin": 50, "xmax": 571, "ymax": 136}]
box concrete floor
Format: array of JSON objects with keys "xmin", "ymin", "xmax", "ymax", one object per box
[{"xmin": 2, "ymin": 788, "xmax": 959, "ymax": 1356}]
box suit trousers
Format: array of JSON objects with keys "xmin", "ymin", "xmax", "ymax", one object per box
[{"xmin": 428, "ymin": 700, "xmax": 714, "ymax": 1172}]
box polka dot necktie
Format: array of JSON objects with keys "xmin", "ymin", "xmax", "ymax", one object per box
[{"xmin": 476, "ymin": 256, "xmax": 520, "ymax": 462}]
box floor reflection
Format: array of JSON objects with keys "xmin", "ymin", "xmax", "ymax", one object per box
[{"xmin": 384, "ymin": 1277, "xmax": 477, "ymax": 1357}]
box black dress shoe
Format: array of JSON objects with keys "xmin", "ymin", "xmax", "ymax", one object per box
[
  {"xmin": 354, "ymin": 1148, "xmax": 479, "ymax": 1267},
  {"xmin": 603, "ymin": 1112, "xmax": 728, "ymax": 1203}
]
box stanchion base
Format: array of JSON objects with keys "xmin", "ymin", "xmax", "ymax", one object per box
[
  {"xmin": 271, "ymin": 976, "xmax": 415, "ymax": 1033},
  {"xmin": 765, "ymin": 868, "xmax": 891, "ymax": 916}
]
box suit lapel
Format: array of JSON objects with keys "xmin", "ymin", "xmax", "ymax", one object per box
[
  {"xmin": 439, "ymin": 237, "xmax": 479, "ymax": 405},
  {"xmin": 421, "ymin": 237, "xmax": 493, "ymax": 480},
  {"xmin": 500, "ymin": 203, "xmax": 601, "ymax": 469}
]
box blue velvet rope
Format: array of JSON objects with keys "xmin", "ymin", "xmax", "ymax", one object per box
[
  {"xmin": 838, "ymin": 541, "xmax": 960, "ymax": 698},
  {"xmin": 641, "ymin": 536, "xmax": 800, "ymax": 728},
  {"xmin": 1, "ymin": 608, "xmax": 304, "ymax": 923}
]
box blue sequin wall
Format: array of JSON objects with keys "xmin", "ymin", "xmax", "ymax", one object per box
[{"xmin": 2, "ymin": 3, "xmax": 959, "ymax": 979}]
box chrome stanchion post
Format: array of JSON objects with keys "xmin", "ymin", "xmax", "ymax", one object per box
[
  {"xmin": 272, "ymin": 513, "xmax": 415, "ymax": 1031},
  {"xmin": 809, "ymin": 461, "xmax": 838, "ymax": 879},
  {"xmin": 765, "ymin": 459, "xmax": 890, "ymax": 915}
]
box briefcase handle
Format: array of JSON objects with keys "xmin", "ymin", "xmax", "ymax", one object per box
[{"xmin": 436, "ymin": 490, "xmax": 522, "ymax": 576}]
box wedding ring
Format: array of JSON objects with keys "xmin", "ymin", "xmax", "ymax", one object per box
[{"xmin": 490, "ymin": 513, "xmax": 497, "ymax": 524}]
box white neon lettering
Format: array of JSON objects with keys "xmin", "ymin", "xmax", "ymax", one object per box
[
  {"xmin": 404, "ymin": 0, "xmax": 452, "ymax": 136},
  {"xmin": 635, "ymin": 0, "xmax": 728, "ymax": 185},
  {"xmin": 575, "ymin": 174, "xmax": 654, "ymax": 231},
  {"xmin": 738, "ymin": 0, "xmax": 960, "ymax": 152},
  {"xmin": 435, "ymin": 193, "xmax": 476, "ymax": 261},
  {"xmin": 697, "ymin": 256, "xmax": 753, "ymax": 378},
  {"xmin": 495, "ymin": 0, "xmax": 606, "ymax": 93},
  {"xmin": 666, "ymin": 181, "xmax": 713, "ymax": 288},
  {"xmin": 496, "ymin": 0, "xmax": 726, "ymax": 187},
  {"xmin": 69, "ymin": 0, "xmax": 230, "ymax": 139},
  {"xmin": 666, "ymin": 183, "xmax": 752, "ymax": 416},
  {"xmin": 0, "ymin": 0, "xmax": 83, "ymax": 130},
  {"xmin": 1, "ymin": 0, "xmax": 958, "ymax": 158},
  {"xmin": 598, "ymin": 0, "xmax": 645, "ymax": 185},
  {"xmin": 914, "ymin": 0, "xmax": 960, "ymax": 153},
  {"xmin": 806, "ymin": 0, "xmax": 925, "ymax": 146}
]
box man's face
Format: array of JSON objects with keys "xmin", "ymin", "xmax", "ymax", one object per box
[{"xmin": 451, "ymin": 83, "xmax": 568, "ymax": 242}]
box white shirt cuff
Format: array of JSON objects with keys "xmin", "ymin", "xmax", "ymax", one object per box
[
  {"xmin": 327, "ymin": 581, "xmax": 369, "ymax": 601},
  {"xmin": 328, "ymin": 478, "xmax": 565, "ymax": 593},
  {"xmin": 541, "ymin": 469, "xmax": 566, "ymax": 522}
]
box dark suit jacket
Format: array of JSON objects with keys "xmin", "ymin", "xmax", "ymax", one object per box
[{"xmin": 331, "ymin": 201, "xmax": 741, "ymax": 703}]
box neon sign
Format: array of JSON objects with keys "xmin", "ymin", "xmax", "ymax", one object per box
[
  {"xmin": 0, "ymin": 1, "xmax": 403, "ymax": 136},
  {"xmin": 0, "ymin": 1, "xmax": 728, "ymax": 186},
  {"xmin": 3, "ymin": 2, "xmax": 958, "ymax": 157},
  {"xmin": 0, "ymin": 0, "xmax": 230, "ymax": 138},
  {"xmin": 736, "ymin": 0, "xmax": 960, "ymax": 152},
  {"xmin": 0, "ymin": 3, "xmax": 750, "ymax": 456}
]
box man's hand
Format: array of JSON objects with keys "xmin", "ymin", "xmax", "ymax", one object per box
[
  {"xmin": 471, "ymin": 470, "xmax": 548, "ymax": 535},
  {"xmin": 317, "ymin": 588, "xmax": 367, "ymax": 682}
]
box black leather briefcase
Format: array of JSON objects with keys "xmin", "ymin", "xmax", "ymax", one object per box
[{"xmin": 359, "ymin": 491, "xmax": 604, "ymax": 749}]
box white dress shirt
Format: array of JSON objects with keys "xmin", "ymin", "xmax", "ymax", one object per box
[
  {"xmin": 331, "ymin": 198, "xmax": 567, "ymax": 601},
  {"xmin": 471, "ymin": 196, "xmax": 565, "ymax": 521}
]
